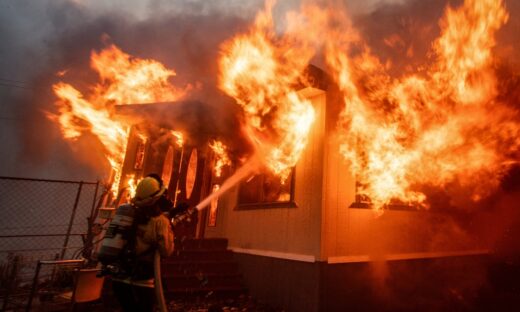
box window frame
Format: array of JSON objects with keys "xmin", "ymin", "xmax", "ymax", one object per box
[{"xmin": 235, "ymin": 168, "xmax": 297, "ymax": 210}]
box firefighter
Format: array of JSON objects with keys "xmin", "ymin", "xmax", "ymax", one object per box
[{"xmin": 111, "ymin": 174, "xmax": 174, "ymax": 312}]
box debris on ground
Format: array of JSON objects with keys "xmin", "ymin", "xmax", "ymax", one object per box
[{"xmin": 168, "ymin": 294, "xmax": 284, "ymax": 312}]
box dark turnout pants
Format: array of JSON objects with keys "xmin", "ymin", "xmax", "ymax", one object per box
[{"xmin": 112, "ymin": 280, "xmax": 156, "ymax": 312}]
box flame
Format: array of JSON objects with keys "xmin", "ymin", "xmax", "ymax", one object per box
[
  {"xmin": 50, "ymin": 0, "xmax": 519, "ymax": 212},
  {"xmin": 320, "ymin": 0, "xmax": 518, "ymax": 209},
  {"xmin": 50, "ymin": 44, "xmax": 186, "ymax": 197},
  {"xmin": 90, "ymin": 45, "xmax": 188, "ymax": 105},
  {"xmin": 209, "ymin": 140, "xmax": 231, "ymax": 178},
  {"xmin": 220, "ymin": 0, "xmax": 519, "ymax": 209},
  {"xmin": 170, "ymin": 130, "xmax": 184, "ymax": 148},
  {"xmin": 218, "ymin": 0, "xmax": 316, "ymax": 182},
  {"xmin": 126, "ymin": 174, "xmax": 139, "ymax": 199}
]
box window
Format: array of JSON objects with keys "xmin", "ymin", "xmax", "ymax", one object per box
[
  {"xmin": 237, "ymin": 169, "xmax": 296, "ymax": 209},
  {"xmin": 349, "ymin": 181, "xmax": 418, "ymax": 211}
]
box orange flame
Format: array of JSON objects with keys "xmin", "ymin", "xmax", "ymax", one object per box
[
  {"xmin": 321, "ymin": 0, "xmax": 518, "ymax": 209},
  {"xmin": 218, "ymin": 0, "xmax": 316, "ymax": 182},
  {"xmin": 209, "ymin": 140, "xmax": 231, "ymax": 178},
  {"xmin": 220, "ymin": 0, "xmax": 519, "ymax": 209},
  {"xmin": 50, "ymin": 44, "xmax": 187, "ymax": 197},
  {"xmin": 126, "ymin": 174, "xmax": 139, "ymax": 199},
  {"xmin": 170, "ymin": 130, "xmax": 184, "ymax": 148},
  {"xmin": 90, "ymin": 45, "xmax": 188, "ymax": 105}
]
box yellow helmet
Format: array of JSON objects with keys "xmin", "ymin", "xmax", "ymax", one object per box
[{"xmin": 133, "ymin": 176, "xmax": 166, "ymax": 207}]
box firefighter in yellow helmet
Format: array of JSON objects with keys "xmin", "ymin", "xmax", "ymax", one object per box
[{"xmin": 112, "ymin": 174, "xmax": 174, "ymax": 312}]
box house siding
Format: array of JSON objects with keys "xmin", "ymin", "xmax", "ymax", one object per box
[{"xmin": 205, "ymin": 90, "xmax": 326, "ymax": 259}]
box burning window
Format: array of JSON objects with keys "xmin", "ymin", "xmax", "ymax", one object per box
[
  {"xmin": 237, "ymin": 169, "xmax": 295, "ymax": 209},
  {"xmin": 349, "ymin": 181, "xmax": 418, "ymax": 211}
]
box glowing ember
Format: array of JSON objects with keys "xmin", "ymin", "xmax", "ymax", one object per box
[
  {"xmin": 56, "ymin": 69, "xmax": 68, "ymax": 77},
  {"xmin": 50, "ymin": 44, "xmax": 186, "ymax": 197},
  {"xmin": 218, "ymin": 0, "xmax": 316, "ymax": 183},
  {"xmin": 209, "ymin": 140, "xmax": 231, "ymax": 178}
]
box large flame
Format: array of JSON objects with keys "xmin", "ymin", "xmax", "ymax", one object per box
[
  {"xmin": 321, "ymin": 0, "xmax": 519, "ymax": 208},
  {"xmin": 50, "ymin": 0, "xmax": 519, "ymax": 212},
  {"xmin": 220, "ymin": 0, "xmax": 519, "ymax": 209},
  {"xmin": 218, "ymin": 0, "xmax": 316, "ymax": 182},
  {"xmin": 50, "ymin": 44, "xmax": 187, "ymax": 196}
]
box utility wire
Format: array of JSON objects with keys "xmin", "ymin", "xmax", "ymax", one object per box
[
  {"xmin": 0, "ymin": 82, "xmax": 33, "ymax": 90},
  {"xmin": 0, "ymin": 78, "xmax": 30, "ymax": 85}
]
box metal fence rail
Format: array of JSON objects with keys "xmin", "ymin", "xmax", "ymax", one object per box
[{"xmin": 0, "ymin": 176, "xmax": 104, "ymax": 311}]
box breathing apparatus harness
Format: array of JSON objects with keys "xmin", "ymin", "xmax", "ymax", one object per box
[{"xmin": 98, "ymin": 175, "xmax": 171, "ymax": 277}]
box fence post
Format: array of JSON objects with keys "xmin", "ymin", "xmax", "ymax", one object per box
[
  {"xmin": 25, "ymin": 260, "xmax": 42, "ymax": 312},
  {"xmin": 61, "ymin": 181, "xmax": 83, "ymax": 259},
  {"xmin": 90, "ymin": 181, "xmax": 100, "ymax": 220},
  {"xmin": 1, "ymin": 255, "xmax": 20, "ymax": 311},
  {"xmin": 82, "ymin": 181, "xmax": 100, "ymax": 260}
]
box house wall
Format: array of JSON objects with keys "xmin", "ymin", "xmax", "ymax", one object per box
[
  {"xmin": 205, "ymin": 84, "xmax": 486, "ymax": 260},
  {"xmin": 205, "ymin": 89, "xmax": 327, "ymax": 260},
  {"xmin": 203, "ymin": 83, "xmax": 489, "ymax": 312},
  {"xmin": 320, "ymin": 122, "xmax": 486, "ymax": 263}
]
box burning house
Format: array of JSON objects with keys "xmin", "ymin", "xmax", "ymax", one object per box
[{"xmin": 48, "ymin": 0, "xmax": 520, "ymax": 310}]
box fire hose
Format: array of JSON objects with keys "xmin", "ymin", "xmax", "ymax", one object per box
[
  {"xmin": 152, "ymin": 207, "xmax": 196, "ymax": 312},
  {"xmin": 154, "ymin": 249, "xmax": 167, "ymax": 312},
  {"xmin": 152, "ymin": 156, "xmax": 259, "ymax": 311}
]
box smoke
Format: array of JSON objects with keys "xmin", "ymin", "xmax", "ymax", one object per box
[
  {"xmin": 353, "ymin": 0, "xmax": 520, "ymax": 73},
  {"xmin": 0, "ymin": 0, "xmax": 262, "ymax": 180}
]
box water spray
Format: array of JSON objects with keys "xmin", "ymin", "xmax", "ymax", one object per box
[
  {"xmin": 197, "ymin": 156, "xmax": 259, "ymax": 210},
  {"xmin": 171, "ymin": 156, "xmax": 260, "ymax": 225}
]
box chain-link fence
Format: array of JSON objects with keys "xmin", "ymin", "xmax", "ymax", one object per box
[{"xmin": 0, "ymin": 176, "xmax": 104, "ymax": 310}]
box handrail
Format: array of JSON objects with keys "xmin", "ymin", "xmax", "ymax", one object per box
[
  {"xmin": 154, "ymin": 250, "xmax": 167, "ymax": 312},
  {"xmin": 39, "ymin": 259, "xmax": 85, "ymax": 265}
]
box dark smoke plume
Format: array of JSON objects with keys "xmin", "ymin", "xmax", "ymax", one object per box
[{"xmin": 0, "ymin": 0, "xmax": 257, "ymax": 180}]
